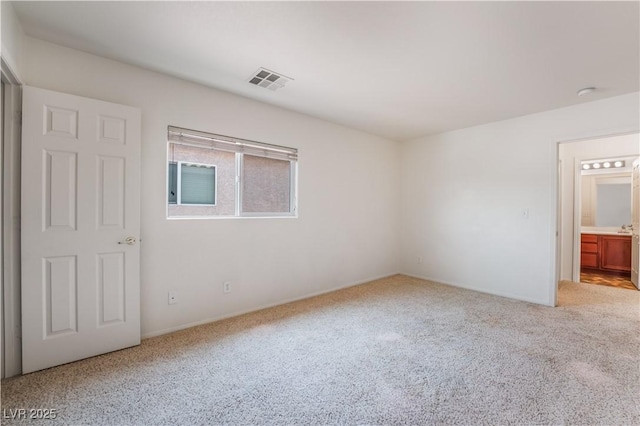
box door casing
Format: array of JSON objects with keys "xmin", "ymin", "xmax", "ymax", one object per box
[{"xmin": 1, "ymin": 58, "xmax": 22, "ymax": 378}]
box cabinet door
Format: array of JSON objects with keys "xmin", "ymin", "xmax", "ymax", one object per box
[
  {"xmin": 580, "ymin": 234, "xmax": 599, "ymax": 269},
  {"xmin": 601, "ymin": 236, "xmax": 632, "ymax": 272},
  {"xmin": 581, "ymin": 253, "xmax": 599, "ymax": 268}
]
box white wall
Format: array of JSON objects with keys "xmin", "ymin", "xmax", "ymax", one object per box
[
  {"xmin": 15, "ymin": 33, "xmax": 640, "ymax": 340},
  {"xmin": 559, "ymin": 134, "xmax": 639, "ymax": 281},
  {"xmin": 0, "ymin": 2, "xmax": 25, "ymax": 79},
  {"xmin": 23, "ymin": 37, "xmax": 400, "ymax": 337},
  {"xmin": 400, "ymin": 94, "xmax": 640, "ymax": 306}
]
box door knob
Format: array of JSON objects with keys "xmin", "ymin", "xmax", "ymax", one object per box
[{"xmin": 118, "ymin": 236, "xmax": 137, "ymax": 245}]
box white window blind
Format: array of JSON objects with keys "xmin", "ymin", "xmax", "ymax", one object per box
[
  {"xmin": 180, "ymin": 164, "xmax": 216, "ymax": 205},
  {"xmin": 168, "ymin": 126, "xmax": 298, "ymax": 162},
  {"xmin": 168, "ymin": 162, "xmax": 217, "ymax": 206}
]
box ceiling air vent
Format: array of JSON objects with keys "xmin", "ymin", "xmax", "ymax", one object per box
[{"xmin": 248, "ymin": 68, "xmax": 293, "ymax": 91}]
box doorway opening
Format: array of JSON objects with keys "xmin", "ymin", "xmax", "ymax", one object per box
[{"xmin": 558, "ymin": 132, "xmax": 639, "ymax": 294}]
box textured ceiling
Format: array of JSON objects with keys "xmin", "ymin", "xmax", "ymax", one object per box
[{"xmin": 12, "ymin": 1, "xmax": 640, "ymax": 141}]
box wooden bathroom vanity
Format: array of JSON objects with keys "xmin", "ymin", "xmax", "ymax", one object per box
[{"xmin": 581, "ymin": 233, "xmax": 632, "ymax": 274}]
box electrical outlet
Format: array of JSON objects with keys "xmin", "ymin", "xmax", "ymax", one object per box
[
  {"xmin": 417, "ymin": 255, "xmax": 423, "ymax": 264},
  {"xmin": 168, "ymin": 291, "xmax": 177, "ymax": 305},
  {"xmin": 223, "ymin": 281, "xmax": 232, "ymax": 294}
]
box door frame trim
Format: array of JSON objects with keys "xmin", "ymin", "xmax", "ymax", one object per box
[
  {"xmin": 1, "ymin": 57, "xmax": 23, "ymax": 378},
  {"xmin": 572, "ymin": 154, "xmax": 637, "ymax": 282}
]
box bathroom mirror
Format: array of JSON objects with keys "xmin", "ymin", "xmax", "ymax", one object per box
[
  {"xmin": 596, "ymin": 183, "xmax": 631, "ymax": 226},
  {"xmin": 580, "ymin": 173, "xmax": 632, "ymax": 227}
]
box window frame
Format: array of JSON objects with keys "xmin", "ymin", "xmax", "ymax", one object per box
[
  {"xmin": 237, "ymin": 154, "xmax": 298, "ymax": 218},
  {"xmin": 166, "ymin": 127, "xmax": 298, "ymax": 219},
  {"xmin": 169, "ymin": 160, "xmax": 218, "ymax": 207}
]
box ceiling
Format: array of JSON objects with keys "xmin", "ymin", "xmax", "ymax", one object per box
[{"xmin": 11, "ymin": 1, "xmax": 640, "ymax": 142}]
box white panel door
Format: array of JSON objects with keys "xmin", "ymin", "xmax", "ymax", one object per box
[
  {"xmin": 21, "ymin": 86, "xmax": 141, "ymax": 373},
  {"xmin": 632, "ymin": 158, "xmax": 639, "ymax": 288}
]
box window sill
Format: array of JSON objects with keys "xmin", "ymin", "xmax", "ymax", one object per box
[{"xmin": 166, "ymin": 214, "xmax": 298, "ymax": 220}]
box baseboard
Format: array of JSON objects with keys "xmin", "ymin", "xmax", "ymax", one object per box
[
  {"xmin": 141, "ymin": 272, "xmax": 401, "ymax": 339},
  {"xmin": 401, "ymin": 272, "xmax": 553, "ymax": 306}
]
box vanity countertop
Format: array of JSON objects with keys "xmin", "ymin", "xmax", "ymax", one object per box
[{"xmin": 581, "ymin": 227, "xmax": 632, "ymax": 236}]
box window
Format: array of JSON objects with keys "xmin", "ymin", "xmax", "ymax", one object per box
[
  {"xmin": 242, "ymin": 155, "xmax": 291, "ymax": 213},
  {"xmin": 168, "ymin": 162, "xmax": 217, "ymax": 206},
  {"xmin": 167, "ymin": 126, "xmax": 297, "ymax": 218}
]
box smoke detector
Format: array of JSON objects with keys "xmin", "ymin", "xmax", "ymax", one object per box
[
  {"xmin": 577, "ymin": 87, "xmax": 596, "ymax": 97},
  {"xmin": 248, "ymin": 68, "xmax": 293, "ymax": 91}
]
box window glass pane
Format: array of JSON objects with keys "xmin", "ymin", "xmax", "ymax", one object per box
[
  {"xmin": 242, "ymin": 155, "xmax": 291, "ymax": 213},
  {"xmin": 168, "ymin": 162, "xmax": 177, "ymax": 204},
  {"xmin": 181, "ymin": 164, "xmax": 216, "ymax": 205},
  {"xmin": 168, "ymin": 144, "xmax": 235, "ymax": 217}
]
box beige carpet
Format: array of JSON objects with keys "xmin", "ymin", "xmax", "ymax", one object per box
[{"xmin": 1, "ymin": 275, "xmax": 638, "ymax": 425}]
